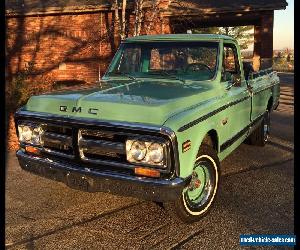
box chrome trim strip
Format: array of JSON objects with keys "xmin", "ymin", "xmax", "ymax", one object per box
[
  {"xmin": 79, "ymin": 138, "xmax": 125, "ymax": 155},
  {"xmin": 253, "ymin": 84, "xmax": 276, "ymax": 96},
  {"xmin": 15, "ymin": 110, "xmax": 163, "ymax": 132},
  {"xmin": 42, "ymin": 132, "xmax": 73, "ymax": 147},
  {"xmin": 19, "ymin": 144, "xmax": 75, "ymax": 159},
  {"xmin": 42, "ymin": 147, "xmax": 75, "ymax": 159}
]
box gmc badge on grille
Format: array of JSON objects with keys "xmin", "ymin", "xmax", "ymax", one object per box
[{"xmin": 59, "ymin": 106, "xmax": 98, "ymax": 115}]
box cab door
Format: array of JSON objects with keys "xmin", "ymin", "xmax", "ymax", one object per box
[
  {"xmin": 248, "ymin": 73, "xmax": 271, "ymax": 121},
  {"xmin": 220, "ymin": 42, "xmax": 252, "ymax": 151}
]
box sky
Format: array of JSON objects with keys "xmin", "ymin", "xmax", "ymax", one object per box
[
  {"xmin": 273, "ymin": 0, "xmax": 294, "ymax": 50},
  {"xmin": 245, "ymin": 0, "xmax": 294, "ymax": 51}
]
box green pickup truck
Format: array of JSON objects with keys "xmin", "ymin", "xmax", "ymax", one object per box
[{"xmin": 15, "ymin": 34, "xmax": 280, "ymax": 223}]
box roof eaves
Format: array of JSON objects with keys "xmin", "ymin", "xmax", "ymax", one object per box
[
  {"xmin": 162, "ymin": 3, "xmax": 288, "ymax": 17},
  {"xmin": 5, "ymin": 1, "xmax": 287, "ymax": 17},
  {"xmin": 5, "ymin": 4, "xmax": 113, "ymax": 17}
]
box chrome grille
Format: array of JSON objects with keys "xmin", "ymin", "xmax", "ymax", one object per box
[
  {"xmin": 42, "ymin": 125, "xmax": 74, "ymax": 159},
  {"xmin": 33, "ymin": 124, "xmax": 170, "ymax": 172},
  {"xmin": 79, "ymin": 129, "xmax": 115, "ymax": 140},
  {"xmin": 15, "ymin": 110, "xmax": 176, "ymax": 176},
  {"xmin": 78, "ymin": 129, "xmax": 126, "ymax": 164}
]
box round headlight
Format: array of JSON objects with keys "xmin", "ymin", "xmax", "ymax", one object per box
[
  {"xmin": 148, "ymin": 143, "xmax": 164, "ymax": 163},
  {"xmin": 130, "ymin": 141, "xmax": 147, "ymax": 161},
  {"xmin": 32, "ymin": 127, "xmax": 44, "ymax": 145},
  {"xmin": 19, "ymin": 125, "xmax": 33, "ymax": 142}
]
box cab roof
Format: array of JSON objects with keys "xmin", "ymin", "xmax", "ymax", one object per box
[{"xmin": 125, "ymin": 34, "xmax": 235, "ymax": 43}]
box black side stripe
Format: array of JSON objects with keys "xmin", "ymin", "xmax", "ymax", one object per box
[
  {"xmin": 220, "ymin": 126, "xmax": 249, "ymax": 152},
  {"xmin": 220, "ymin": 113, "xmax": 264, "ymax": 152},
  {"xmin": 178, "ymin": 96, "xmax": 250, "ymax": 132}
]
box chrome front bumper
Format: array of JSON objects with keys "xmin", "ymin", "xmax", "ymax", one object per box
[{"xmin": 16, "ymin": 150, "xmax": 189, "ymax": 202}]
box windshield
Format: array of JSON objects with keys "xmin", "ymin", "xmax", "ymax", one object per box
[{"xmin": 106, "ymin": 41, "xmax": 219, "ymax": 81}]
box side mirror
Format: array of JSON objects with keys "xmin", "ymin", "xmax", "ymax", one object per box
[
  {"xmin": 231, "ymin": 74, "xmax": 241, "ymax": 86},
  {"xmin": 226, "ymin": 74, "xmax": 241, "ymax": 90}
]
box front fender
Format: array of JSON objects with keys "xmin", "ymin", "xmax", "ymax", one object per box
[
  {"xmin": 162, "ymin": 87, "xmax": 226, "ymax": 178},
  {"xmin": 167, "ymin": 118, "xmax": 220, "ymax": 178}
]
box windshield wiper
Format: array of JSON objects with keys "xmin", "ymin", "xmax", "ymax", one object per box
[
  {"xmin": 149, "ymin": 71, "xmax": 186, "ymax": 84},
  {"xmin": 108, "ymin": 71, "xmax": 136, "ymax": 81}
]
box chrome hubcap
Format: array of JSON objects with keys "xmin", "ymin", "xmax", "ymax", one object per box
[{"xmin": 185, "ymin": 163, "xmax": 214, "ymax": 207}]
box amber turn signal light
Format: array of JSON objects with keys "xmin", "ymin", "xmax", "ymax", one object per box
[
  {"xmin": 25, "ymin": 146, "xmax": 40, "ymax": 155},
  {"xmin": 134, "ymin": 167, "xmax": 160, "ymax": 178}
]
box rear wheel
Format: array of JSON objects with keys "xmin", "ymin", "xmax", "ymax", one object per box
[
  {"xmin": 248, "ymin": 111, "xmax": 270, "ymax": 146},
  {"xmin": 164, "ymin": 144, "xmax": 220, "ymax": 223}
]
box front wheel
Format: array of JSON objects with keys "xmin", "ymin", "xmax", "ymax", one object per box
[{"xmin": 164, "ymin": 145, "xmax": 220, "ymax": 223}]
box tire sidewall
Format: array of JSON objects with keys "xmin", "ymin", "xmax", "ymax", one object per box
[
  {"xmin": 248, "ymin": 111, "xmax": 271, "ymax": 146},
  {"xmin": 179, "ymin": 145, "xmax": 220, "ymax": 219},
  {"xmin": 263, "ymin": 111, "xmax": 271, "ymax": 143}
]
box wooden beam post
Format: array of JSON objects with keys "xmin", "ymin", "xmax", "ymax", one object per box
[
  {"xmin": 253, "ymin": 24, "xmax": 261, "ymax": 71},
  {"xmin": 253, "ymin": 10, "xmax": 274, "ymax": 70},
  {"xmin": 260, "ymin": 11, "xmax": 274, "ymax": 69}
]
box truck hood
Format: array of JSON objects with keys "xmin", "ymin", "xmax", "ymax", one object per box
[{"xmin": 25, "ymin": 79, "xmax": 219, "ymax": 126}]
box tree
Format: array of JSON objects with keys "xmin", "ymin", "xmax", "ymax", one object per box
[
  {"xmin": 121, "ymin": 0, "xmax": 127, "ymax": 40},
  {"xmin": 113, "ymin": 0, "xmax": 120, "ymax": 35},
  {"xmin": 193, "ymin": 26, "xmax": 254, "ymax": 50},
  {"xmin": 192, "ymin": 27, "xmax": 220, "ymax": 34},
  {"xmin": 113, "ymin": 0, "xmax": 163, "ymax": 39},
  {"xmin": 133, "ymin": 0, "xmax": 144, "ymax": 36},
  {"xmin": 277, "ymin": 51, "xmax": 282, "ymax": 58},
  {"xmin": 219, "ymin": 26, "xmax": 254, "ymax": 50},
  {"xmin": 145, "ymin": 0, "xmax": 162, "ymax": 35}
]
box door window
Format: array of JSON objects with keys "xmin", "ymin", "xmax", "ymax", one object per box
[{"xmin": 222, "ymin": 44, "xmax": 241, "ymax": 84}]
